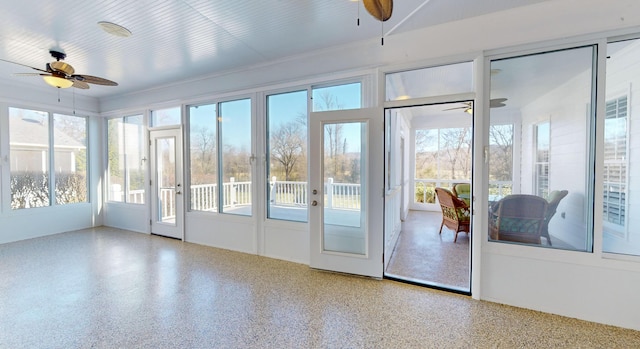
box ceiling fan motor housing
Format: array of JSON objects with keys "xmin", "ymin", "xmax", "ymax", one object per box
[{"xmin": 49, "ymin": 50, "xmax": 66, "ymax": 61}]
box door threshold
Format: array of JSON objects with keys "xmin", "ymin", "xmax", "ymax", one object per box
[{"xmin": 384, "ymin": 273, "xmax": 471, "ymax": 296}]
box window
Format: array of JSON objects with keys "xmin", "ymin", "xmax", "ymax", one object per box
[
  {"xmin": 107, "ymin": 115, "xmax": 146, "ymax": 204},
  {"xmin": 267, "ymin": 90, "xmax": 308, "ymax": 222},
  {"xmin": 220, "ymin": 99, "xmax": 252, "ymax": 215},
  {"xmin": 602, "ymin": 97, "xmax": 627, "ymax": 229},
  {"xmin": 488, "ymin": 124, "xmax": 514, "ymax": 198},
  {"xmin": 385, "ymin": 62, "xmax": 474, "ymax": 101},
  {"xmin": 602, "ymin": 38, "xmax": 639, "ymax": 256},
  {"xmin": 150, "ymin": 107, "xmax": 181, "ymax": 127},
  {"xmin": 414, "ymin": 125, "xmax": 472, "ymax": 204},
  {"xmin": 9, "ymin": 108, "xmax": 50, "ymax": 209},
  {"xmin": 312, "ymin": 82, "xmax": 361, "ymax": 111},
  {"xmin": 488, "ymin": 46, "xmax": 595, "ymax": 251},
  {"xmin": 53, "ymin": 114, "xmax": 88, "ymax": 205},
  {"xmin": 9, "ymin": 108, "xmax": 88, "ymax": 209},
  {"xmin": 534, "ymin": 122, "xmax": 550, "ymax": 198},
  {"xmin": 188, "ymin": 103, "xmax": 218, "ymax": 212},
  {"xmin": 187, "ymin": 99, "xmax": 252, "ymax": 216}
]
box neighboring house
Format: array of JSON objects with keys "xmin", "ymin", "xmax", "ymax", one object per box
[{"xmin": 9, "ymin": 111, "xmax": 85, "ymax": 174}]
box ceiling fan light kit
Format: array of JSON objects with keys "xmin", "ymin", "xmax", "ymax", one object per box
[{"xmin": 43, "ymin": 75, "xmax": 73, "ymax": 89}]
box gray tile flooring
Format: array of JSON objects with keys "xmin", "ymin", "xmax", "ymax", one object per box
[{"xmin": 1, "ymin": 226, "xmax": 639, "ymax": 348}]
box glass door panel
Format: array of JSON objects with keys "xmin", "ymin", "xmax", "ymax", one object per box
[
  {"xmin": 309, "ymin": 108, "xmax": 383, "ymax": 278},
  {"xmin": 150, "ymin": 128, "xmax": 184, "ymax": 239},
  {"xmin": 156, "ymin": 137, "xmax": 176, "ymax": 225},
  {"xmin": 322, "ymin": 122, "xmax": 365, "ymax": 255}
]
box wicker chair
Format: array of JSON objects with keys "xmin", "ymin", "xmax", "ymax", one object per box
[
  {"xmin": 541, "ymin": 190, "xmax": 569, "ymax": 246},
  {"xmin": 435, "ymin": 187, "xmax": 471, "ymax": 242},
  {"xmin": 451, "ymin": 183, "xmax": 471, "ymax": 206},
  {"xmin": 489, "ymin": 194, "xmax": 548, "ymax": 244}
]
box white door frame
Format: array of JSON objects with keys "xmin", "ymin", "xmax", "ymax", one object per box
[
  {"xmin": 309, "ymin": 108, "xmax": 384, "ymax": 278},
  {"xmin": 149, "ymin": 127, "xmax": 184, "ymax": 240}
]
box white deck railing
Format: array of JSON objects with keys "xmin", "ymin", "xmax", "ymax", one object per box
[{"xmin": 124, "ymin": 177, "xmax": 359, "ymax": 219}]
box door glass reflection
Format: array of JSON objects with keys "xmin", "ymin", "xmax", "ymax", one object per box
[
  {"xmin": 156, "ymin": 137, "xmax": 176, "ymax": 225},
  {"xmin": 322, "ymin": 122, "xmax": 366, "ymax": 255}
]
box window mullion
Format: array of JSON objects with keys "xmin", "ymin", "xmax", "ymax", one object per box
[{"xmin": 48, "ymin": 112, "xmax": 55, "ymax": 206}]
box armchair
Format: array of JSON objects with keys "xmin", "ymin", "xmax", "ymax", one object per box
[
  {"xmin": 452, "ymin": 183, "xmax": 471, "ymax": 206},
  {"xmin": 489, "ymin": 194, "xmax": 548, "ymax": 244},
  {"xmin": 435, "ymin": 187, "xmax": 471, "ymax": 242},
  {"xmin": 541, "ymin": 190, "xmax": 569, "ymax": 246}
]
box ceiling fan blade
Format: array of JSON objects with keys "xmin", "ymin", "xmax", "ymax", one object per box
[
  {"xmin": 12, "ymin": 72, "xmax": 47, "ymax": 77},
  {"xmin": 50, "ymin": 61, "xmax": 75, "ymax": 75},
  {"xmin": 490, "ymin": 98, "xmax": 507, "ymax": 108},
  {"xmin": 72, "ymin": 80, "xmax": 90, "ymax": 89},
  {"xmin": 0, "ymin": 58, "xmax": 49, "ymax": 73},
  {"xmin": 72, "ymin": 74, "xmax": 118, "ymax": 86}
]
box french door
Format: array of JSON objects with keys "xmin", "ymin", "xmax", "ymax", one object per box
[
  {"xmin": 150, "ymin": 128, "xmax": 184, "ymax": 239},
  {"xmin": 309, "ymin": 108, "xmax": 384, "ymax": 278}
]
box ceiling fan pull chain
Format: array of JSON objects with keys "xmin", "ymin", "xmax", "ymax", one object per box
[
  {"xmin": 357, "ymin": 0, "xmax": 360, "ymax": 26},
  {"xmin": 381, "ymin": 21, "xmax": 384, "ymax": 46}
]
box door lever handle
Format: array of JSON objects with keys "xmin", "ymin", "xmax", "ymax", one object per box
[{"xmin": 176, "ymin": 191, "xmax": 182, "ymax": 195}]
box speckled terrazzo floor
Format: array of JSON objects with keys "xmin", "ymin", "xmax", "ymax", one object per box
[
  {"xmin": 1, "ymin": 227, "xmax": 639, "ymax": 348},
  {"xmin": 386, "ymin": 210, "xmax": 470, "ymax": 290}
]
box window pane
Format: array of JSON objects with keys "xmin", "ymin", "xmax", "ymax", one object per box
[
  {"xmin": 125, "ymin": 115, "xmax": 146, "ymax": 204},
  {"xmin": 220, "ymin": 99, "xmax": 252, "ymax": 215},
  {"xmin": 151, "ymin": 107, "xmax": 181, "ymax": 127},
  {"xmin": 386, "ymin": 62, "xmax": 474, "ymax": 101},
  {"xmin": 603, "ymin": 39, "xmax": 639, "ymax": 256},
  {"xmin": 534, "ymin": 122, "xmax": 550, "ymax": 198},
  {"xmin": 312, "ymin": 82, "xmax": 361, "ymax": 111},
  {"xmin": 188, "ymin": 103, "xmax": 218, "ymax": 212},
  {"xmin": 267, "ymin": 90, "xmax": 308, "ymax": 222},
  {"xmin": 489, "ymin": 124, "xmax": 514, "ymax": 198},
  {"xmin": 107, "ymin": 116, "xmax": 145, "ymax": 204},
  {"xmin": 9, "ymin": 108, "xmax": 50, "ymax": 209},
  {"xmin": 107, "ymin": 118, "xmax": 125, "ymax": 202},
  {"xmin": 53, "ymin": 114, "xmax": 87, "ymax": 204},
  {"xmin": 488, "ymin": 46, "xmax": 595, "ymax": 251}
]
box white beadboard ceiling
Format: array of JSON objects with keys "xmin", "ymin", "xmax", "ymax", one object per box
[{"xmin": 0, "ymin": 0, "xmax": 547, "ymax": 98}]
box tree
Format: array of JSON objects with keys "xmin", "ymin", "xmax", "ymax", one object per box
[
  {"xmin": 489, "ymin": 124, "xmax": 513, "ymax": 181},
  {"xmin": 439, "ymin": 127, "xmax": 472, "ymax": 179},
  {"xmin": 190, "ymin": 125, "xmax": 217, "ymax": 184},
  {"xmin": 270, "ymin": 120, "xmax": 305, "ymax": 181}
]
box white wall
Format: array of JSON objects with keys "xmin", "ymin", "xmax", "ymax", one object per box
[{"xmin": 0, "ymin": 80, "xmax": 102, "ymax": 244}]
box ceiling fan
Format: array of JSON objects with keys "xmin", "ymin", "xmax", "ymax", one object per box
[
  {"xmin": 0, "ymin": 50, "xmax": 118, "ymax": 89},
  {"xmin": 443, "ymin": 98, "xmax": 507, "ymax": 114}
]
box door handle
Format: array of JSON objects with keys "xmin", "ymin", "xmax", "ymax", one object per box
[
  {"xmin": 176, "ymin": 191, "xmax": 182, "ymax": 195},
  {"xmin": 312, "ymin": 200, "xmax": 318, "ymax": 206}
]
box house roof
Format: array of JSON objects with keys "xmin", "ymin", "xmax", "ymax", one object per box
[{"xmin": 10, "ymin": 112, "xmax": 85, "ymax": 149}]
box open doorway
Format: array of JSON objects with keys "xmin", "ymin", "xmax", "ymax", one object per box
[{"xmin": 384, "ymin": 102, "xmax": 473, "ymax": 293}]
